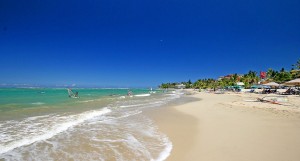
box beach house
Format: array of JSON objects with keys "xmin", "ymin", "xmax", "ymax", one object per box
[{"xmin": 175, "ymin": 84, "xmax": 186, "ymax": 89}]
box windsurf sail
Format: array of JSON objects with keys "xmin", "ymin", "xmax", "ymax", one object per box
[
  {"xmin": 149, "ymin": 87, "xmax": 156, "ymax": 93},
  {"xmin": 67, "ymin": 88, "xmax": 79, "ymax": 98}
]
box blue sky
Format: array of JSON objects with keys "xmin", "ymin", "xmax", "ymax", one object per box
[{"xmin": 0, "ymin": 0, "xmax": 299, "ymax": 87}]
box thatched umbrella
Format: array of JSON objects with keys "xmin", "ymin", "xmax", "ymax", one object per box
[
  {"xmin": 263, "ymin": 82, "xmax": 280, "ymax": 87},
  {"xmin": 284, "ymin": 78, "xmax": 300, "ymax": 86}
]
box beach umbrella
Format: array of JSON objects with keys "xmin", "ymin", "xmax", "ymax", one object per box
[
  {"xmin": 263, "ymin": 82, "xmax": 279, "ymax": 87},
  {"xmin": 284, "ymin": 78, "xmax": 300, "ymax": 86}
]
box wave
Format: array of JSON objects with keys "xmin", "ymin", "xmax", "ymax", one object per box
[
  {"xmin": 0, "ymin": 92, "xmax": 181, "ymax": 160},
  {"xmin": 134, "ymin": 94, "xmax": 151, "ymax": 97},
  {"xmin": 31, "ymin": 102, "xmax": 45, "ymax": 105},
  {"xmin": 78, "ymin": 99, "xmax": 95, "ymax": 103},
  {"xmin": 25, "ymin": 115, "xmax": 50, "ymax": 121},
  {"xmin": 120, "ymin": 101, "xmax": 163, "ymax": 108},
  {"xmin": 88, "ymin": 110, "xmax": 142, "ymax": 125},
  {"xmin": 0, "ymin": 108, "xmax": 111, "ymax": 155},
  {"xmin": 120, "ymin": 104, "xmax": 145, "ymax": 108},
  {"xmin": 98, "ymin": 115, "xmax": 173, "ymax": 161},
  {"xmin": 154, "ymin": 135, "xmax": 172, "ymax": 161}
]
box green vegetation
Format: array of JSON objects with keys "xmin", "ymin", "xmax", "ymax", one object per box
[{"xmin": 159, "ymin": 59, "xmax": 300, "ymax": 89}]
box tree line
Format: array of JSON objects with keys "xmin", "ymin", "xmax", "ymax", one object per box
[{"xmin": 159, "ymin": 59, "xmax": 300, "ymax": 89}]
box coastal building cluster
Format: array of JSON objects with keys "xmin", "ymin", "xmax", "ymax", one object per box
[{"xmin": 160, "ymin": 59, "xmax": 300, "ymax": 90}]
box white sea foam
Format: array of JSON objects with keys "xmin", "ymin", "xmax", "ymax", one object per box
[
  {"xmin": 154, "ymin": 136, "xmax": 173, "ymax": 161},
  {"xmin": 1, "ymin": 92, "xmax": 180, "ymax": 160},
  {"xmin": 85, "ymin": 108, "xmax": 174, "ymax": 160},
  {"xmin": 120, "ymin": 104, "xmax": 145, "ymax": 108},
  {"xmin": 88, "ymin": 110, "xmax": 142, "ymax": 125},
  {"xmin": 120, "ymin": 101, "xmax": 163, "ymax": 108},
  {"xmin": 125, "ymin": 134, "xmax": 152, "ymax": 159},
  {"xmin": 31, "ymin": 102, "xmax": 45, "ymax": 105},
  {"xmin": 0, "ymin": 108, "xmax": 111, "ymax": 155},
  {"xmin": 79, "ymin": 99, "xmax": 95, "ymax": 103},
  {"xmin": 25, "ymin": 115, "xmax": 50, "ymax": 121},
  {"xmin": 134, "ymin": 94, "xmax": 151, "ymax": 97}
]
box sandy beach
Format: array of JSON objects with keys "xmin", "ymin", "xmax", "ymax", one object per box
[{"xmin": 148, "ymin": 91, "xmax": 300, "ymax": 161}]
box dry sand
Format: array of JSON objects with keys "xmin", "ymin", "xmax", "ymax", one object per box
[{"xmin": 148, "ymin": 91, "xmax": 300, "ymax": 161}]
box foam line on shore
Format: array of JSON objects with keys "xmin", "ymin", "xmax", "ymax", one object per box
[{"xmin": 0, "ymin": 108, "xmax": 111, "ymax": 155}]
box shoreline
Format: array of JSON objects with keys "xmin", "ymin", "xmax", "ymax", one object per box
[
  {"xmin": 146, "ymin": 98, "xmax": 199, "ymax": 161},
  {"xmin": 147, "ymin": 91, "xmax": 300, "ymax": 161}
]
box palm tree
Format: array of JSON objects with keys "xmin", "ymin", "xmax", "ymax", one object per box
[
  {"xmin": 292, "ymin": 59, "xmax": 300, "ymax": 69},
  {"xmin": 291, "ymin": 59, "xmax": 300, "ymax": 78}
]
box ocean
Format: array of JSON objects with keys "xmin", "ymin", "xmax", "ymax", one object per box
[{"xmin": 0, "ymin": 88, "xmax": 182, "ymax": 161}]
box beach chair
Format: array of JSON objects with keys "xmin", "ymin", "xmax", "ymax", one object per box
[
  {"xmin": 257, "ymin": 96, "xmax": 288, "ymax": 105},
  {"xmin": 280, "ymin": 88, "xmax": 292, "ymax": 95}
]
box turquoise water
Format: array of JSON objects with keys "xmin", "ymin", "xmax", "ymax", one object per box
[
  {"xmin": 0, "ymin": 88, "xmax": 156, "ymax": 121},
  {"xmin": 0, "ymin": 88, "xmax": 180, "ymax": 160},
  {"xmin": 0, "ymin": 88, "xmax": 152, "ymax": 109}
]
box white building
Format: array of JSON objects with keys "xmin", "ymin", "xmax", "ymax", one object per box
[{"xmin": 175, "ymin": 84, "xmax": 186, "ymax": 89}]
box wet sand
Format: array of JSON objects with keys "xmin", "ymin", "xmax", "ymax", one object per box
[{"xmin": 147, "ymin": 92, "xmax": 300, "ymax": 161}]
